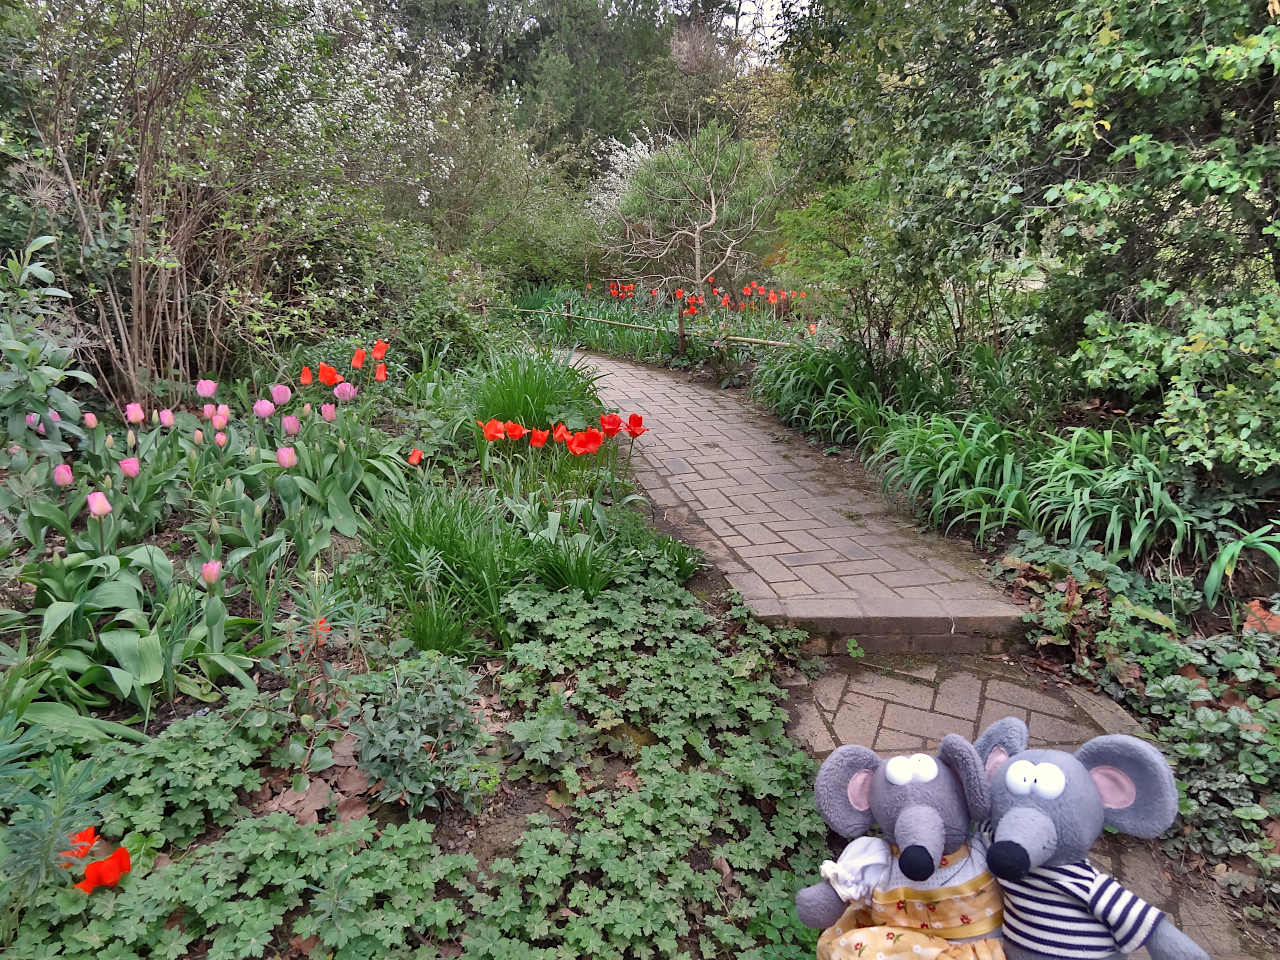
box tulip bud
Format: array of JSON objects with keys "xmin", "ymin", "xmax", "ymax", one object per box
[
  {"xmin": 84, "ymin": 411, "xmax": 99, "ymax": 428},
  {"xmin": 159, "ymin": 408, "xmax": 175, "ymax": 428},
  {"xmin": 193, "ymin": 429, "xmax": 204, "ymax": 445},
  {"xmin": 255, "ymin": 502, "xmax": 264, "ymax": 519},
  {"xmin": 53, "ymin": 463, "xmax": 74, "ymax": 487},
  {"xmin": 337, "ymin": 438, "xmax": 345, "ymax": 453},
  {"xmin": 201, "ymin": 559, "xmax": 222, "ymax": 585},
  {"xmin": 210, "ymin": 516, "xmax": 220, "ymax": 534},
  {"xmin": 105, "ymin": 434, "xmax": 114, "ymax": 448},
  {"xmin": 127, "ymin": 429, "xmax": 136, "ymax": 447},
  {"xmin": 87, "ymin": 490, "xmax": 112, "ymax": 517},
  {"xmin": 102, "ymin": 475, "xmax": 113, "ymax": 491}
]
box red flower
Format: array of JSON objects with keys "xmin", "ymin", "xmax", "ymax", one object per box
[
  {"xmin": 375, "ymin": 363, "xmax": 387, "ymax": 382},
  {"xmin": 586, "ymin": 282, "xmax": 592, "ymax": 290},
  {"xmin": 407, "ymin": 448, "xmax": 424, "ymax": 466},
  {"xmin": 60, "ymin": 826, "xmax": 98, "ymax": 861},
  {"xmin": 75, "ymin": 846, "xmax": 131, "ymax": 894},
  {"xmin": 529, "ymin": 428, "xmax": 550, "ymax": 448},
  {"xmin": 767, "ymin": 292, "xmax": 778, "ymax": 305},
  {"xmin": 552, "ymin": 423, "xmax": 571, "ymax": 444},
  {"xmin": 706, "ymin": 275, "xmax": 714, "ymax": 283},
  {"xmin": 625, "ymin": 413, "xmax": 648, "ymax": 437},
  {"xmin": 478, "ymin": 418, "xmax": 506, "ymax": 441},
  {"xmin": 809, "ymin": 323, "xmax": 818, "ymax": 335},
  {"xmin": 300, "ymin": 366, "xmax": 313, "ymax": 386},
  {"xmin": 318, "ymin": 363, "xmax": 343, "ymax": 386},
  {"xmin": 351, "ymin": 348, "xmax": 366, "ymax": 370},
  {"xmin": 567, "ymin": 428, "xmax": 603, "ymax": 456},
  {"xmin": 685, "ymin": 306, "xmax": 697, "ymax": 315},
  {"xmin": 799, "ymin": 291, "xmax": 807, "ymax": 298},
  {"xmin": 505, "ymin": 421, "xmax": 526, "ymax": 440},
  {"xmin": 599, "ymin": 413, "xmax": 623, "ymax": 437},
  {"xmin": 650, "ymin": 288, "xmax": 658, "ymax": 296},
  {"xmin": 372, "ymin": 339, "xmax": 389, "ymax": 361},
  {"xmin": 675, "ymin": 288, "xmax": 684, "ymax": 299}
]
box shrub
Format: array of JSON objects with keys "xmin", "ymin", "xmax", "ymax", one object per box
[{"xmin": 351, "ymin": 654, "xmax": 497, "ymax": 814}]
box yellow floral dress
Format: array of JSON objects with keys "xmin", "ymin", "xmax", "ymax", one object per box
[{"xmin": 815, "ymin": 837, "xmax": 1005, "ymax": 960}]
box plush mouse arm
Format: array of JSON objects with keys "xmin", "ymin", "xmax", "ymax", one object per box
[
  {"xmin": 795, "ymin": 836, "xmax": 892, "ymax": 929},
  {"xmin": 1144, "ymin": 917, "xmax": 1210, "ymax": 960}
]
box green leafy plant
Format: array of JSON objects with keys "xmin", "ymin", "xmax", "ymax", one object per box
[{"xmin": 351, "ymin": 654, "xmax": 497, "ymax": 814}]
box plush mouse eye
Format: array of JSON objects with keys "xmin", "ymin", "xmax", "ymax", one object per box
[
  {"xmin": 1031, "ymin": 762, "xmax": 1066, "ymax": 799},
  {"xmin": 885, "ymin": 755, "xmax": 915, "ymax": 785},
  {"xmin": 910, "ymin": 754, "xmax": 938, "ymax": 783},
  {"xmin": 1004, "ymin": 759, "xmax": 1036, "ymax": 795}
]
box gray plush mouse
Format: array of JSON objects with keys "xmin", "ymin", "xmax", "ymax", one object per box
[
  {"xmin": 794, "ymin": 734, "xmax": 1003, "ymax": 942},
  {"xmin": 977, "ymin": 717, "xmax": 1211, "ymax": 960}
]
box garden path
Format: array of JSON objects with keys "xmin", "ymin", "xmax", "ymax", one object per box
[
  {"xmin": 588, "ymin": 353, "xmax": 1265, "ymax": 957},
  {"xmin": 587, "ymin": 352, "xmax": 1023, "ymax": 650}
]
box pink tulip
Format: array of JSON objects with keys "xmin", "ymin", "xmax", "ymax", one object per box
[
  {"xmin": 216, "ymin": 403, "xmax": 229, "ymax": 419},
  {"xmin": 282, "ymin": 415, "xmax": 300, "ymax": 436},
  {"xmin": 8, "ymin": 444, "xmax": 21, "ymax": 455},
  {"xmin": 201, "ymin": 560, "xmax": 222, "ymax": 586},
  {"xmin": 125, "ymin": 403, "xmax": 144, "ymax": 424},
  {"xmin": 159, "ymin": 408, "xmax": 175, "ymax": 428},
  {"xmin": 320, "ymin": 403, "xmax": 336, "ymax": 422},
  {"xmin": 196, "ymin": 379, "xmax": 217, "ymax": 398},
  {"xmin": 269, "ymin": 384, "xmax": 292, "ymax": 405},
  {"xmin": 24, "ymin": 413, "xmax": 37, "ymax": 429},
  {"xmin": 47, "ymin": 409, "xmax": 60, "ymax": 422},
  {"xmin": 302, "ymin": 403, "xmax": 312, "ymax": 416},
  {"xmin": 118, "ymin": 457, "xmax": 140, "ymax": 478},
  {"xmin": 333, "ymin": 382, "xmax": 358, "ymax": 403},
  {"xmin": 84, "ymin": 412, "xmax": 98, "ymax": 428},
  {"xmin": 215, "ymin": 432, "xmax": 227, "ymax": 447},
  {"xmin": 253, "ymin": 399, "xmax": 276, "ymax": 419},
  {"xmin": 87, "ymin": 491, "xmax": 112, "ymax": 518},
  {"xmin": 275, "ymin": 446, "xmax": 298, "ymax": 469},
  {"xmin": 202, "ymin": 403, "xmax": 216, "ymax": 420},
  {"xmin": 193, "ymin": 429, "xmax": 205, "ymax": 445},
  {"xmin": 53, "ymin": 463, "xmax": 73, "ymax": 487},
  {"xmin": 211, "ymin": 413, "xmax": 228, "ymax": 430}
]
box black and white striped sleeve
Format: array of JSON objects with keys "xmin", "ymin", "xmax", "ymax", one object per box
[{"xmin": 1087, "ymin": 873, "xmax": 1165, "ymax": 953}]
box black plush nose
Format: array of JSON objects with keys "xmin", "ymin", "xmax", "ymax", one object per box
[
  {"xmin": 987, "ymin": 841, "xmax": 1031, "ymax": 880},
  {"xmin": 898, "ymin": 845, "xmax": 935, "ymax": 881}
]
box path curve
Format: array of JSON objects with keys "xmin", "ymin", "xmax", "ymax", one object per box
[{"xmin": 587, "ymin": 353, "xmax": 1022, "ymax": 650}]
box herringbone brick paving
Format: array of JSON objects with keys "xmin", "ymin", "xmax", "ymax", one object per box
[{"xmin": 587, "ymin": 353, "xmax": 1023, "ymax": 649}]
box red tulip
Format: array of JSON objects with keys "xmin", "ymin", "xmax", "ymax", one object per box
[
  {"xmin": 625, "ymin": 413, "xmax": 648, "ymax": 437},
  {"xmin": 568, "ymin": 428, "xmax": 602, "ymax": 455},
  {"xmin": 599, "ymin": 413, "xmax": 623, "ymax": 437},
  {"xmin": 799, "ymin": 291, "xmax": 807, "ymax": 298},
  {"xmin": 60, "ymin": 826, "xmax": 98, "ymax": 861},
  {"xmin": 300, "ymin": 366, "xmax": 313, "ymax": 385},
  {"xmin": 675, "ymin": 288, "xmax": 683, "ymax": 299},
  {"xmin": 553, "ymin": 423, "xmax": 571, "ymax": 444},
  {"xmin": 372, "ymin": 339, "xmax": 389, "ymax": 361},
  {"xmin": 351, "ymin": 348, "xmax": 366, "ymax": 370},
  {"xmin": 529, "ymin": 428, "xmax": 550, "ymax": 448},
  {"xmin": 650, "ymin": 288, "xmax": 658, "ymax": 296},
  {"xmin": 478, "ymin": 418, "xmax": 506, "ymax": 441},
  {"xmin": 407, "ymin": 448, "xmax": 424, "ymax": 466},
  {"xmin": 75, "ymin": 846, "xmax": 131, "ymax": 894},
  {"xmin": 318, "ymin": 363, "xmax": 343, "ymax": 386},
  {"xmin": 505, "ymin": 421, "xmax": 526, "ymax": 440},
  {"xmin": 375, "ymin": 363, "xmax": 386, "ymax": 382}
]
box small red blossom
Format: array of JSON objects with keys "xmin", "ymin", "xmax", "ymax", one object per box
[
  {"xmin": 375, "ymin": 362, "xmax": 387, "ymax": 382},
  {"xmin": 60, "ymin": 826, "xmax": 98, "ymax": 861},
  {"xmin": 529, "ymin": 428, "xmax": 550, "ymax": 448},
  {"xmin": 675, "ymin": 288, "xmax": 683, "ymax": 299},
  {"xmin": 372, "ymin": 339, "xmax": 389, "ymax": 361},
  {"xmin": 300, "ymin": 366, "xmax": 313, "ymax": 385},
  {"xmin": 318, "ymin": 363, "xmax": 343, "ymax": 386},
  {"xmin": 407, "ymin": 448, "xmax": 424, "ymax": 466},
  {"xmin": 478, "ymin": 418, "xmax": 506, "ymax": 441},
  {"xmin": 567, "ymin": 428, "xmax": 603, "ymax": 456},
  {"xmin": 351, "ymin": 348, "xmax": 366, "ymax": 370},
  {"xmin": 599, "ymin": 413, "xmax": 623, "ymax": 437},
  {"xmin": 505, "ymin": 421, "xmax": 526, "ymax": 440},
  {"xmin": 625, "ymin": 413, "xmax": 648, "ymax": 438},
  {"xmin": 552, "ymin": 423, "xmax": 571, "ymax": 444},
  {"xmin": 75, "ymin": 846, "xmax": 131, "ymax": 894}
]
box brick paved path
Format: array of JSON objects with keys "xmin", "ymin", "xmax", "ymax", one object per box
[
  {"xmin": 589, "ymin": 353, "xmax": 1022, "ymax": 649},
  {"xmin": 588, "ymin": 353, "xmax": 1267, "ymax": 957}
]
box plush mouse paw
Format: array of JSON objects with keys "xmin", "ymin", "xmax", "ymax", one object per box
[
  {"xmin": 795, "ymin": 880, "xmax": 847, "ymax": 930},
  {"xmin": 1145, "ymin": 918, "xmax": 1210, "ymax": 960}
]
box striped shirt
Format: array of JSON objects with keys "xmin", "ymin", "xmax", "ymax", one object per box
[{"xmin": 998, "ymin": 860, "xmax": 1164, "ymax": 958}]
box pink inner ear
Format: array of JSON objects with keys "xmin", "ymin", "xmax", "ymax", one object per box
[
  {"xmin": 847, "ymin": 769, "xmax": 873, "ymax": 811},
  {"xmin": 1091, "ymin": 764, "xmax": 1137, "ymax": 808},
  {"xmin": 984, "ymin": 747, "xmax": 1008, "ymax": 781}
]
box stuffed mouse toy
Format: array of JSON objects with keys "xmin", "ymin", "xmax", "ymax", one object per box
[
  {"xmin": 977, "ymin": 717, "xmax": 1210, "ymax": 960},
  {"xmin": 795, "ymin": 731, "xmax": 1007, "ymax": 959}
]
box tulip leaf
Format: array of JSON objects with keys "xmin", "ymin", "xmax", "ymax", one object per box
[
  {"xmin": 101, "ymin": 628, "xmax": 164, "ymax": 685},
  {"xmin": 20, "ymin": 701, "xmax": 147, "ymax": 742},
  {"xmin": 326, "ymin": 490, "xmax": 358, "ymax": 537},
  {"xmin": 39, "ymin": 600, "xmax": 80, "ymax": 643},
  {"xmin": 120, "ymin": 544, "xmax": 174, "ymax": 592}
]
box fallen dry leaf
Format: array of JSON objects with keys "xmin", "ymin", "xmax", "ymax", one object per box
[
  {"xmin": 289, "ymin": 935, "xmax": 321, "ymax": 953},
  {"xmin": 265, "ymin": 778, "xmax": 331, "ymax": 824},
  {"xmin": 1243, "ymin": 599, "xmax": 1280, "ymax": 635},
  {"xmin": 615, "ymin": 768, "xmax": 641, "ymax": 791},
  {"xmin": 331, "ymin": 732, "xmax": 359, "ymax": 767},
  {"xmin": 336, "ymin": 795, "xmax": 370, "ymax": 824},
  {"xmin": 335, "ymin": 766, "xmax": 370, "ymax": 795}
]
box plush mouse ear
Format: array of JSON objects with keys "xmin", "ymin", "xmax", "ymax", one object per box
[
  {"xmin": 1075, "ymin": 735, "xmax": 1177, "ymax": 838},
  {"xmin": 939, "ymin": 734, "xmax": 991, "ymax": 821},
  {"xmin": 973, "ymin": 716, "xmax": 1028, "ymax": 781},
  {"xmin": 815, "ymin": 745, "xmax": 880, "ymax": 838}
]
